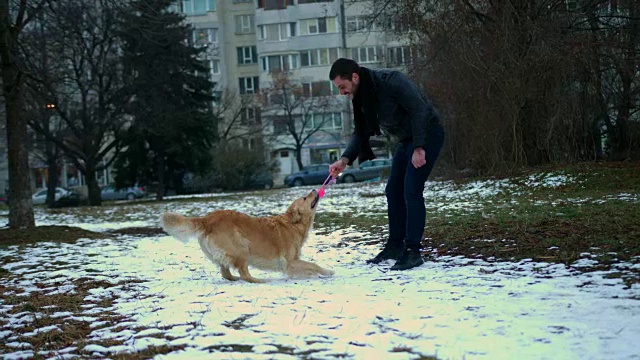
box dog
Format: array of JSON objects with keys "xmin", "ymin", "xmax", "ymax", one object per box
[{"xmin": 161, "ymin": 189, "xmax": 333, "ymax": 283}]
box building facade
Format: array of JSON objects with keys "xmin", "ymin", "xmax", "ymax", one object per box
[{"xmin": 179, "ymin": 0, "xmax": 407, "ymax": 183}]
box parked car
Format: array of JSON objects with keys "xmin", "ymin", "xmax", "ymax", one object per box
[
  {"xmin": 50, "ymin": 192, "xmax": 84, "ymax": 208},
  {"xmin": 101, "ymin": 185, "xmax": 146, "ymax": 201},
  {"xmin": 284, "ymin": 164, "xmax": 331, "ymax": 187},
  {"xmin": 32, "ymin": 187, "xmax": 73, "ymax": 205},
  {"xmin": 181, "ymin": 173, "xmax": 219, "ymax": 194},
  {"xmin": 336, "ymin": 159, "xmax": 392, "ymax": 184},
  {"xmin": 245, "ymin": 171, "xmax": 275, "ymax": 190}
]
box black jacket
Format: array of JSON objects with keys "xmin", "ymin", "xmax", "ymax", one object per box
[{"xmin": 341, "ymin": 67, "xmax": 441, "ymax": 165}]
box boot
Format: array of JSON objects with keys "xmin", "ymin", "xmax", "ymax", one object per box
[
  {"xmin": 366, "ymin": 241, "xmax": 404, "ymax": 264},
  {"xmin": 390, "ymin": 247, "xmax": 424, "ymax": 270}
]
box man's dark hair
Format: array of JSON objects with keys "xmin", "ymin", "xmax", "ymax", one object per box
[{"xmin": 329, "ymin": 58, "xmax": 360, "ymax": 81}]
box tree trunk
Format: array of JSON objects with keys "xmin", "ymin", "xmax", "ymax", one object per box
[
  {"xmin": 295, "ymin": 146, "xmax": 303, "ymax": 171},
  {"xmin": 45, "ymin": 140, "xmax": 60, "ymax": 206},
  {"xmin": 84, "ymin": 162, "xmax": 102, "ymax": 206},
  {"xmin": 1, "ymin": 7, "xmax": 35, "ymax": 228},
  {"xmin": 155, "ymin": 150, "xmax": 165, "ymax": 201},
  {"xmin": 612, "ymin": 75, "xmax": 631, "ymax": 159},
  {"xmin": 4, "ymin": 89, "xmax": 35, "ymax": 228}
]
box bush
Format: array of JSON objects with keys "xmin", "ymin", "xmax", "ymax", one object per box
[{"xmin": 211, "ymin": 144, "xmax": 276, "ymax": 191}]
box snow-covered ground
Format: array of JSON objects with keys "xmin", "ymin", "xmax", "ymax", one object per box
[{"xmin": 1, "ymin": 175, "xmax": 639, "ymax": 359}]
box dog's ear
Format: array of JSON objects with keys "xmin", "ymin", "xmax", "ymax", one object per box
[{"xmin": 289, "ymin": 208, "xmax": 302, "ymax": 223}]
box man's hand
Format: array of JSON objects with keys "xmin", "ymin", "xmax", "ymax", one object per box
[
  {"xmin": 412, "ymin": 148, "xmax": 426, "ymax": 168},
  {"xmin": 330, "ymin": 157, "xmax": 349, "ymax": 178}
]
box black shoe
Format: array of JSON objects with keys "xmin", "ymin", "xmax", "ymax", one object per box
[
  {"xmin": 366, "ymin": 242, "xmax": 404, "ymax": 264},
  {"xmin": 390, "ymin": 247, "xmax": 424, "ymax": 270}
]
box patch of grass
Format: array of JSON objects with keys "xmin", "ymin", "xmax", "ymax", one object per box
[
  {"xmin": 390, "ymin": 346, "xmax": 438, "ymax": 359},
  {"xmin": 222, "ymin": 313, "xmax": 258, "ymax": 330},
  {"xmin": 202, "ymin": 343, "xmax": 336, "ymax": 359},
  {"xmin": 107, "ymin": 345, "xmax": 188, "ymax": 359},
  {"xmin": 315, "ymin": 212, "xmax": 386, "ymax": 235},
  {"xmin": 425, "ymin": 190, "xmax": 640, "ymax": 265},
  {"xmin": 0, "ymin": 225, "xmax": 107, "ymax": 246},
  {"xmin": 0, "ymin": 277, "xmax": 153, "ymax": 358},
  {"xmin": 106, "ymin": 227, "xmax": 166, "ymax": 237},
  {"xmin": 418, "ymin": 162, "xmax": 640, "ymax": 285},
  {"xmin": 323, "ymin": 162, "xmax": 640, "ymax": 283}
]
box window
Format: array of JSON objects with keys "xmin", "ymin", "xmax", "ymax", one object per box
[
  {"xmin": 301, "ymin": 81, "xmax": 332, "ymax": 97},
  {"xmin": 258, "ymin": 23, "xmax": 296, "ymax": 41},
  {"xmin": 346, "ymin": 16, "xmax": 362, "ymax": 32},
  {"xmin": 209, "ymin": 59, "xmax": 220, "ymax": 75},
  {"xmin": 261, "ymin": 54, "xmax": 299, "ymax": 73},
  {"xmin": 272, "ymin": 116, "xmax": 290, "ymax": 134},
  {"xmin": 309, "ymin": 18, "xmax": 325, "ymax": 34},
  {"xmin": 237, "ymin": 46, "xmax": 258, "ymax": 64},
  {"xmin": 182, "ymin": 0, "xmax": 216, "ymax": 14},
  {"xmin": 235, "ymin": 15, "xmax": 255, "ymax": 34},
  {"xmin": 349, "ymin": 46, "xmax": 382, "ymax": 64},
  {"xmin": 243, "ymin": 138, "xmax": 261, "ymax": 150},
  {"xmin": 239, "ymin": 76, "xmax": 260, "ymax": 94},
  {"xmin": 300, "ymin": 48, "xmax": 339, "ymax": 67},
  {"xmin": 307, "ymin": 113, "xmax": 342, "ymax": 130},
  {"xmin": 240, "ymin": 107, "xmax": 261, "ymax": 125},
  {"xmin": 192, "ymin": 28, "xmax": 217, "ymax": 47},
  {"xmin": 387, "ymin": 47, "xmax": 413, "ymax": 66},
  {"xmin": 257, "ymin": 0, "xmax": 293, "ymax": 10},
  {"xmin": 300, "ymin": 17, "xmax": 336, "ymax": 35}
]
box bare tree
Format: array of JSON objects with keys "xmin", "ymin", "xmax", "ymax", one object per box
[
  {"xmin": 20, "ymin": 9, "xmax": 68, "ymax": 206},
  {"xmin": 23, "ymin": 96, "xmax": 65, "ymax": 206},
  {"xmin": 0, "ymin": 0, "xmax": 49, "ymax": 229},
  {"xmin": 28, "ymin": 0, "xmax": 132, "ymax": 205},
  {"xmin": 582, "ymin": 0, "xmax": 640, "ymax": 159},
  {"xmin": 365, "ymin": 0, "xmax": 608, "ymax": 173},
  {"xmin": 214, "ymin": 89, "xmax": 267, "ymax": 143},
  {"xmin": 260, "ymin": 71, "xmax": 341, "ymax": 170}
]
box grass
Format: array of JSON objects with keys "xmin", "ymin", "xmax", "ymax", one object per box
[
  {"xmin": 318, "ymin": 161, "xmax": 640, "ymax": 284},
  {"xmin": 424, "ymin": 163, "xmax": 640, "ymax": 263},
  {"xmin": 0, "ymin": 276, "xmax": 186, "ymax": 359},
  {"xmin": 0, "ymin": 226, "xmax": 107, "ymax": 246}
]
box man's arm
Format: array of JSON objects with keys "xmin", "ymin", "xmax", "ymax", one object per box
[
  {"xmin": 330, "ymin": 134, "xmax": 359, "ymax": 177},
  {"xmin": 340, "ymin": 133, "xmax": 359, "ymax": 166}
]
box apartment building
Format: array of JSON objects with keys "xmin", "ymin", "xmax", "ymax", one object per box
[{"xmin": 179, "ymin": 0, "xmax": 410, "ymax": 182}]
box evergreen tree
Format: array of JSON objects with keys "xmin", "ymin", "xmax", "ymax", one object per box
[{"xmin": 116, "ymin": 0, "xmax": 217, "ymax": 199}]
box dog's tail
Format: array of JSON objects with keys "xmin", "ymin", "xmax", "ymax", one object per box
[{"xmin": 161, "ymin": 212, "xmax": 202, "ymax": 243}]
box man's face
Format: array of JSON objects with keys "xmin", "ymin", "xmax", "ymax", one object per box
[{"xmin": 332, "ymin": 73, "xmax": 360, "ymax": 100}]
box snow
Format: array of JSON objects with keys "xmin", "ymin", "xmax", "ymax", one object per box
[{"xmin": 1, "ymin": 175, "xmax": 639, "ymax": 359}]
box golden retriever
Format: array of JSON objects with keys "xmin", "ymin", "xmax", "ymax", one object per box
[{"xmin": 161, "ymin": 189, "xmax": 333, "ymax": 283}]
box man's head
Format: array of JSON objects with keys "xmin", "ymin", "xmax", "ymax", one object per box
[{"xmin": 329, "ymin": 58, "xmax": 360, "ymax": 100}]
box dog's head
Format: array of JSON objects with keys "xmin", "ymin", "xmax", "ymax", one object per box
[{"xmin": 287, "ymin": 189, "xmax": 320, "ymax": 224}]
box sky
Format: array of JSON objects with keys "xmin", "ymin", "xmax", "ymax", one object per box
[{"xmin": 0, "ymin": 174, "xmax": 639, "ymax": 360}]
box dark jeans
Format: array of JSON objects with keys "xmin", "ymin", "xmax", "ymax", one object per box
[{"xmin": 385, "ymin": 125, "xmax": 444, "ymax": 249}]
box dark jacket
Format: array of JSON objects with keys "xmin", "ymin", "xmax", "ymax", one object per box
[{"xmin": 341, "ymin": 67, "xmax": 441, "ymax": 165}]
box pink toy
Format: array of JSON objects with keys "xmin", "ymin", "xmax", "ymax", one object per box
[{"xmin": 318, "ymin": 174, "xmax": 336, "ymax": 198}]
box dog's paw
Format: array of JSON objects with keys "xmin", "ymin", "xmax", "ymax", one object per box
[{"xmin": 320, "ymin": 269, "xmax": 335, "ymax": 277}]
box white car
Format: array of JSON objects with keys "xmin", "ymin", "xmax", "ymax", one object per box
[{"xmin": 32, "ymin": 187, "xmax": 72, "ymax": 205}]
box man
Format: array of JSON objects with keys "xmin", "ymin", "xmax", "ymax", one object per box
[{"xmin": 329, "ymin": 58, "xmax": 444, "ymax": 270}]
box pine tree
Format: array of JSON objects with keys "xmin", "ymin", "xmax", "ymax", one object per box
[{"xmin": 116, "ymin": 0, "xmax": 217, "ymax": 199}]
